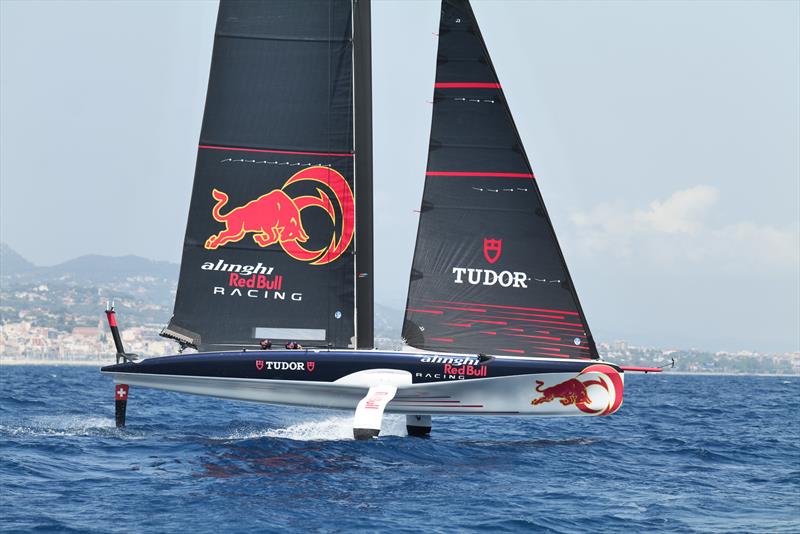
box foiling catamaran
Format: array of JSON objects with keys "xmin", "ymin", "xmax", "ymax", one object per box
[{"xmin": 102, "ymin": 0, "xmax": 661, "ymax": 439}]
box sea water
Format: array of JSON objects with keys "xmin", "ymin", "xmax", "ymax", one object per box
[{"xmin": 1, "ymin": 366, "xmax": 798, "ymax": 533}]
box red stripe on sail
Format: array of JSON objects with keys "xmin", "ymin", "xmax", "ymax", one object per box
[
  {"xmin": 430, "ymin": 337, "xmax": 454, "ymax": 343},
  {"xmin": 442, "ymin": 322, "xmax": 472, "ymax": 328},
  {"xmin": 506, "ymin": 333, "xmax": 561, "ymax": 341},
  {"xmin": 199, "ymin": 144, "xmax": 354, "ymax": 158},
  {"xmin": 470, "ymin": 319, "xmax": 507, "ymax": 325},
  {"xmin": 427, "ymin": 300, "xmax": 580, "ymax": 316},
  {"xmin": 406, "ymin": 308, "xmax": 444, "ymax": 315},
  {"xmin": 426, "ymin": 171, "xmax": 534, "ymax": 179},
  {"xmin": 479, "ymin": 315, "xmax": 585, "ymax": 328},
  {"xmin": 492, "ymin": 310, "xmax": 566, "ymax": 320},
  {"xmin": 434, "ymin": 305, "xmax": 487, "ymax": 313},
  {"xmin": 434, "ymin": 82, "xmax": 501, "ymax": 89},
  {"xmin": 498, "ymin": 348, "xmax": 525, "ymax": 354}
]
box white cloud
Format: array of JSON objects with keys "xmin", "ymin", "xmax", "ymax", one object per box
[
  {"xmin": 569, "ymin": 185, "xmax": 800, "ymax": 271},
  {"xmin": 634, "ymin": 185, "xmax": 718, "ymax": 234}
]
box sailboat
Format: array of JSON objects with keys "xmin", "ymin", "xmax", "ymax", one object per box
[{"xmin": 102, "ymin": 0, "xmax": 659, "ymax": 439}]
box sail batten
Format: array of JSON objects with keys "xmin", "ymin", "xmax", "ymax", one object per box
[{"xmin": 402, "ymin": 0, "xmax": 598, "ymax": 360}]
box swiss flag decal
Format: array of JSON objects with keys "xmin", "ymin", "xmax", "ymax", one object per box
[{"xmin": 115, "ymin": 384, "xmax": 129, "ymax": 400}]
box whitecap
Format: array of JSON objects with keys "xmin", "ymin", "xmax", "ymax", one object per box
[{"xmin": 221, "ymin": 414, "xmax": 407, "ymax": 442}]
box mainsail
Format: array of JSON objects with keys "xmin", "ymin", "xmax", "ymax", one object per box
[
  {"xmin": 164, "ymin": 0, "xmax": 373, "ymax": 351},
  {"xmin": 402, "ymin": 0, "xmax": 599, "ymax": 360}
]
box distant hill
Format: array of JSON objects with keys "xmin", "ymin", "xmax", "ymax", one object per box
[
  {"xmin": 0, "ymin": 243, "xmax": 403, "ymax": 339},
  {"xmin": 0, "ymin": 243, "xmax": 35, "ymax": 275},
  {"xmin": 42, "ymin": 254, "xmax": 178, "ymax": 282},
  {"xmin": 0, "ymin": 243, "xmax": 178, "ymax": 282}
]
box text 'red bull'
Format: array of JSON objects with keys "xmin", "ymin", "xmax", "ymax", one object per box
[
  {"xmin": 228, "ymin": 273, "xmax": 282, "ymax": 290},
  {"xmin": 204, "ymin": 166, "xmax": 355, "ymax": 265}
]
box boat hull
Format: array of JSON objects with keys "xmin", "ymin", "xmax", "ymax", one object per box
[{"xmin": 101, "ymin": 350, "xmax": 624, "ymax": 416}]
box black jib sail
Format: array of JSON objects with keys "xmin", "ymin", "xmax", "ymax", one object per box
[
  {"xmin": 402, "ymin": 0, "xmax": 598, "ymax": 360},
  {"xmin": 164, "ymin": 0, "xmax": 373, "ymax": 351}
]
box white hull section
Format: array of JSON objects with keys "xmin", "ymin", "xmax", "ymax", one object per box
[{"xmin": 104, "ymin": 367, "xmax": 624, "ymax": 417}]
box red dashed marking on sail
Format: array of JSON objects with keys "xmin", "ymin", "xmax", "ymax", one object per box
[
  {"xmin": 442, "ymin": 322, "xmax": 472, "ymax": 328},
  {"xmin": 533, "ymin": 347, "xmax": 561, "ymax": 352},
  {"xmin": 434, "ymin": 82, "xmax": 501, "ymax": 89},
  {"xmin": 506, "ymin": 333, "xmax": 561, "ymax": 341},
  {"xmin": 434, "ymin": 305, "xmax": 487, "ymax": 313},
  {"xmin": 499, "ymin": 348, "xmax": 525, "ymax": 354},
  {"xmin": 199, "ymin": 144, "xmax": 353, "ymax": 158},
  {"xmin": 427, "ymin": 300, "xmax": 580, "ymax": 316},
  {"xmin": 470, "ymin": 319, "xmax": 508, "ymax": 325},
  {"xmin": 478, "ymin": 315, "xmax": 585, "ymax": 328},
  {"xmin": 480, "ymin": 331, "xmax": 497, "ymax": 335},
  {"xmin": 430, "ymin": 337, "xmax": 454, "ymax": 343},
  {"xmin": 426, "ymin": 171, "xmax": 534, "ymax": 179},
  {"xmin": 504, "ymin": 327, "xmax": 524, "ymax": 332},
  {"xmin": 491, "ymin": 310, "xmax": 566, "ymax": 320},
  {"xmin": 517, "ymin": 325, "xmax": 587, "ymax": 334},
  {"xmin": 406, "ymin": 308, "xmax": 444, "ymax": 315}
]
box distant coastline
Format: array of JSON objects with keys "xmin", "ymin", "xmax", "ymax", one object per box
[{"xmin": 0, "ymin": 358, "xmax": 102, "ymax": 367}]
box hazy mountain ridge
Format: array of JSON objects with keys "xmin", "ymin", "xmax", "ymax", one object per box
[
  {"xmin": 0, "ymin": 243, "xmax": 178, "ymax": 282},
  {"xmin": 0, "ymin": 243, "xmax": 35, "ymax": 275},
  {"xmin": 0, "ymin": 243, "xmax": 403, "ymax": 340}
]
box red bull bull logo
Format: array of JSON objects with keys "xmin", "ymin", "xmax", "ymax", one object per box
[
  {"xmin": 204, "ymin": 166, "xmax": 355, "ymax": 266},
  {"xmin": 531, "ymin": 364, "xmax": 624, "ymax": 416}
]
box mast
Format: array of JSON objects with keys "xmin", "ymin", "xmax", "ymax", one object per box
[{"xmin": 353, "ymin": 0, "xmax": 374, "ymax": 349}]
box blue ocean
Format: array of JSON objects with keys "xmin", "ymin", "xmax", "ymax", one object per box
[{"xmin": 1, "ymin": 366, "xmax": 798, "ymax": 533}]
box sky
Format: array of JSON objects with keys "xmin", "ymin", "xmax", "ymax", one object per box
[{"xmin": 1, "ymin": 0, "xmax": 798, "ymax": 353}]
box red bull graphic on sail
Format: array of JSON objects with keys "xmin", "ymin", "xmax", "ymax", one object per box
[
  {"xmin": 531, "ymin": 364, "xmax": 624, "ymax": 416},
  {"xmin": 204, "ymin": 166, "xmax": 355, "ymax": 266}
]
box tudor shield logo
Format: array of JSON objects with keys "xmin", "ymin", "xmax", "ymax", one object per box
[
  {"xmin": 204, "ymin": 166, "xmax": 355, "ymax": 266},
  {"xmin": 483, "ymin": 238, "xmax": 502, "ymax": 264}
]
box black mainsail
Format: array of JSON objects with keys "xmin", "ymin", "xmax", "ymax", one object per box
[
  {"xmin": 164, "ymin": 0, "xmax": 373, "ymax": 351},
  {"xmin": 402, "ymin": 0, "xmax": 598, "ymax": 360}
]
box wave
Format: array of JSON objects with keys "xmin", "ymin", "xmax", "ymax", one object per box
[{"xmin": 215, "ymin": 414, "xmax": 408, "ymax": 442}]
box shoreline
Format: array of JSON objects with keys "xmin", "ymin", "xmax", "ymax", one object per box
[
  {"xmin": 0, "ymin": 358, "xmax": 796, "ymax": 376},
  {"xmin": 0, "ymin": 358, "xmax": 105, "ymax": 367}
]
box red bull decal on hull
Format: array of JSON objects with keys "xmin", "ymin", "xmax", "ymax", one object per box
[
  {"xmin": 531, "ymin": 364, "xmax": 624, "ymax": 415},
  {"xmin": 204, "ymin": 166, "xmax": 355, "ymax": 266}
]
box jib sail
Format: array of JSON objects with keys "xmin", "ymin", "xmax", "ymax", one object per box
[
  {"xmin": 164, "ymin": 0, "xmax": 373, "ymax": 351},
  {"xmin": 402, "ymin": 0, "xmax": 598, "ymax": 360}
]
